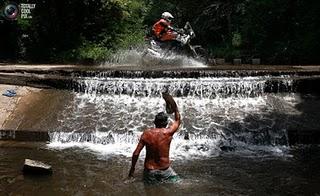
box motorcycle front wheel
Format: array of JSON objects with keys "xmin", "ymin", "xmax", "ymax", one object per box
[{"xmin": 192, "ymin": 45, "xmax": 209, "ymax": 64}]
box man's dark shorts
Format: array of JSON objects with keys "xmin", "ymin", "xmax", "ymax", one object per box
[{"xmin": 143, "ymin": 167, "xmax": 179, "ymax": 185}]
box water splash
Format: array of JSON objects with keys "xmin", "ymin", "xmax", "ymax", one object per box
[
  {"xmin": 106, "ymin": 49, "xmax": 144, "ymax": 66},
  {"xmin": 102, "ymin": 49, "xmax": 207, "ymax": 67},
  {"xmin": 48, "ymin": 130, "xmax": 223, "ymax": 159}
]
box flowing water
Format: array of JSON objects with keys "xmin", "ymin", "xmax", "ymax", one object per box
[
  {"xmin": 1, "ymin": 74, "xmax": 320, "ymax": 195},
  {"xmin": 49, "ymin": 76, "xmax": 297, "ymax": 158}
]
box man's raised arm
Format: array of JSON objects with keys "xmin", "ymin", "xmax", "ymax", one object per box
[{"xmin": 162, "ymin": 93, "xmax": 181, "ymax": 134}]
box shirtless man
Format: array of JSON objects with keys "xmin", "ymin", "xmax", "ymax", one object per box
[{"xmin": 128, "ymin": 93, "xmax": 181, "ymax": 184}]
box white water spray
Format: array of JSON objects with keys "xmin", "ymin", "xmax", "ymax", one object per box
[
  {"xmin": 48, "ymin": 76, "xmax": 299, "ymax": 159},
  {"xmin": 102, "ymin": 49, "xmax": 208, "ymax": 67}
]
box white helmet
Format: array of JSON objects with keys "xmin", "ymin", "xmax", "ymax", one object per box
[{"xmin": 161, "ymin": 12, "xmax": 174, "ymax": 22}]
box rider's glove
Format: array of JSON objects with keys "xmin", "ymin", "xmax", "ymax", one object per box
[
  {"xmin": 168, "ymin": 26, "xmax": 184, "ymax": 34},
  {"xmin": 177, "ymin": 28, "xmax": 185, "ymax": 34}
]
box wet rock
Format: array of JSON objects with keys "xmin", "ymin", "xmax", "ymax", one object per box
[
  {"xmin": 184, "ymin": 132, "xmax": 190, "ymax": 140},
  {"xmin": 106, "ymin": 132, "xmax": 115, "ymax": 144},
  {"xmin": 220, "ymin": 145, "xmax": 235, "ymax": 152},
  {"xmin": 127, "ymin": 130, "xmax": 133, "ymax": 135},
  {"xmin": 23, "ymin": 159, "xmax": 52, "ymax": 175},
  {"xmin": 197, "ymin": 144, "xmax": 209, "ymax": 151},
  {"xmin": 98, "ymin": 127, "xmax": 109, "ymax": 132}
]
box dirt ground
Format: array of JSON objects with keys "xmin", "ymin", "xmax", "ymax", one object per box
[{"xmin": 0, "ymin": 85, "xmax": 41, "ymax": 129}]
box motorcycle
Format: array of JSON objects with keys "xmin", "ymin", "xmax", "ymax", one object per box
[{"xmin": 141, "ymin": 22, "xmax": 209, "ymax": 65}]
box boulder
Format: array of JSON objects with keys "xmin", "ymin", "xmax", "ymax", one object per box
[{"xmin": 23, "ymin": 159, "xmax": 52, "ymax": 175}]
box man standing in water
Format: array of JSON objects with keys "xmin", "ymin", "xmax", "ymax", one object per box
[{"xmin": 128, "ymin": 93, "xmax": 181, "ymax": 184}]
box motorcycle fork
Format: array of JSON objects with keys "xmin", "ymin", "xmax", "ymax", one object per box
[{"xmin": 187, "ymin": 44, "xmax": 198, "ymax": 58}]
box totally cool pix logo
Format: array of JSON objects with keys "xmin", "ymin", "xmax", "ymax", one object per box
[
  {"xmin": 1, "ymin": 1, "xmax": 36, "ymax": 20},
  {"xmin": 2, "ymin": 2, "xmax": 19, "ymax": 20}
]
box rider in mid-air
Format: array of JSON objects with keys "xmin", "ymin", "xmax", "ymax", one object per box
[
  {"xmin": 151, "ymin": 12, "xmax": 184, "ymax": 48},
  {"xmin": 152, "ymin": 12, "xmax": 176, "ymax": 42},
  {"xmin": 145, "ymin": 12, "xmax": 208, "ymax": 63}
]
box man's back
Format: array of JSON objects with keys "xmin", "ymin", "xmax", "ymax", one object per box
[
  {"xmin": 142, "ymin": 128, "xmax": 173, "ymax": 170},
  {"xmin": 128, "ymin": 93, "xmax": 180, "ymax": 182}
]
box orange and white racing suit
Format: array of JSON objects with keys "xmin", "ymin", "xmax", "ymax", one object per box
[{"xmin": 152, "ymin": 19, "xmax": 177, "ymax": 42}]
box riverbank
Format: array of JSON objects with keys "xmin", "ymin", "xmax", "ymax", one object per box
[{"xmin": 0, "ymin": 85, "xmax": 41, "ymax": 129}]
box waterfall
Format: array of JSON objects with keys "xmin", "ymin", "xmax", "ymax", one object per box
[
  {"xmin": 48, "ymin": 75, "xmax": 297, "ymax": 158},
  {"xmin": 73, "ymin": 75, "xmax": 294, "ymax": 98}
]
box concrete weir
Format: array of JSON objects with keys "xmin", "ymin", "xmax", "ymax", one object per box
[
  {"xmin": 0, "ymin": 64, "xmax": 320, "ymax": 145},
  {"xmin": 0, "ymin": 64, "xmax": 320, "ymax": 94}
]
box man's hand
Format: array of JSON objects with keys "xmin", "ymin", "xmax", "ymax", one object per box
[
  {"xmin": 124, "ymin": 176, "xmax": 136, "ymax": 184},
  {"xmin": 168, "ymin": 26, "xmax": 184, "ymax": 34},
  {"xmin": 162, "ymin": 92, "xmax": 177, "ymax": 114},
  {"xmin": 124, "ymin": 166, "xmax": 136, "ymax": 184}
]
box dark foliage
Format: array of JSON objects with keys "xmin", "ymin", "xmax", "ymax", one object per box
[{"xmin": 0, "ymin": 0, "xmax": 319, "ymax": 64}]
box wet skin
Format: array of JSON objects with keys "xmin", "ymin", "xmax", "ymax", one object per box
[{"xmin": 129, "ymin": 97, "xmax": 181, "ymax": 177}]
